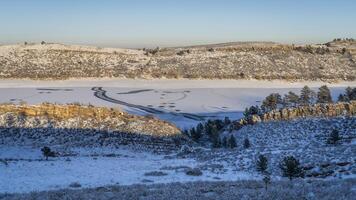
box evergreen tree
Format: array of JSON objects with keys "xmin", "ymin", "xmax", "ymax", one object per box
[
  {"xmin": 279, "ymin": 156, "xmax": 304, "ymax": 180},
  {"xmin": 327, "ymin": 129, "xmax": 341, "ymax": 144},
  {"xmin": 41, "ymin": 146, "xmax": 55, "ymax": 160},
  {"xmin": 190, "ymin": 127, "xmax": 202, "ymax": 142},
  {"xmin": 214, "ymin": 119, "xmax": 225, "ymax": 130},
  {"xmin": 299, "ymin": 86, "xmax": 316, "ymax": 105},
  {"xmin": 212, "ymin": 136, "xmax": 222, "ymax": 148},
  {"xmin": 256, "ymin": 155, "xmax": 268, "ymax": 173},
  {"xmin": 243, "ymin": 106, "xmax": 261, "ymax": 118},
  {"xmin": 338, "ymin": 87, "xmax": 356, "ymax": 102},
  {"xmin": 196, "ymin": 123, "xmax": 204, "ymax": 134},
  {"xmin": 207, "ymin": 122, "xmax": 222, "ymax": 148},
  {"xmin": 224, "ymin": 117, "xmax": 231, "ymax": 125},
  {"xmin": 243, "ymin": 107, "xmax": 250, "ymax": 118},
  {"xmin": 182, "ymin": 129, "xmax": 189, "ymax": 136},
  {"xmin": 338, "ymin": 94, "xmax": 347, "ymax": 102},
  {"xmin": 209, "ymin": 125, "xmax": 218, "ymax": 140},
  {"xmin": 345, "ymin": 87, "xmax": 356, "ymax": 101},
  {"xmin": 222, "ymin": 136, "xmax": 228, "ymax": 148},
  {"xmin": 317, "ymin": 85, "xmax": 333, "ymax": 103},
  {"xmin": 263, "ymin": 174, "xmax": 271, "ymax": 191},
  {"xmin": 262, "ymin": 93, "xmax": 283, "ymax": 112},
  {"xmin": 283, "ymin": 91, "xmax": 299, "ymax": 107},
  {"xmin": 243, "ymin": 138, "xmax": 251, "ymax": 149},
  {"xmin": 228, "ymin": 135, "xmax": 237, "ymax": 148}
]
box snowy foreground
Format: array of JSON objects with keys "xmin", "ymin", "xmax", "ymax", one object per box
[
  {"xmin": 1, "ymin": 116, "xmax": 355, "ymax": 196},
  {"xmin": 0, "ymin": 146, "xmax": 257, "ymax": 194},
  {"xmin": 0, "ymin": 79, "xmax": 353, "ymax": 128},
  {"xmin": 3, "ymin": 179, "xmax": 356, "ymax": 200}
]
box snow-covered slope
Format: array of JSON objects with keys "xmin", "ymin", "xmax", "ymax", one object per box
[
  {"xmin": 1, "ymin": 116, "xmax": 355, "ymax": 194},
  {"xmin": 0, "ymin": 41, "xmax": 355, "ymax": 81},
  {"xmin": 223, "ymin": 117, "xmax": 356, "ymax": 178}
]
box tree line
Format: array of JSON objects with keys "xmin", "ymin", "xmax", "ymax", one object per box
[
  {"xmin": 185, "ymin": 85, "xmax": 354, "ymax": 148},
  {"xmin": 245, "ymin": 85, "xmax": 355, "ymax": 116}
]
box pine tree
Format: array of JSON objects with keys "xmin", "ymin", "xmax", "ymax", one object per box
[
  {"xmin": 262, "ymin": 93, "xmax": 283, "ymax": 112},
  {"xmin": 338, "ymin": 94, "xmax": 347, "ymax": 102},
  {"xmin": 256, "ymin": 155, "xmax": 268, "ymax": 173},
  {"xmin": 228, "ymin": 135, "xmax": 237, "ymax": 148},
  {"xmin": 212, "ymin": 136, "xmax": 222, "ymax": 148},
  {"xmin": 299, "ymin": 86, "xmax": 316, "ymax": 105},
  {"xmin": 190, "ymin": 127, "xmax": 201, "ymax": 142},
  {"xmin": 209, "ymin": 125, "xmax": 219, "ymax": 142},
  {"xmin": 279, "ymin": 156, "xmax": 304, "ymax": 180},
  {"xmin": 224, "ymin": 117, "xmax": 231, "ymax": 125},
  {"xmin": 338, "ymin": 87, "xmax": 356, "ymax": 102},
  {"xmin": 317, "ymin": 85, "xmax": 333, "ymax": 103},
  {"xmin": 222, "ymin": 136, "xmax": 228, "ymax": 148},
  {"xmin": 182, "ymin": 129, "xmax": 189, "ymax": 136},
  {"xmin": 345, "ymin": 87, "xmax": 356, "ymax": 101},
  {"xmin": 243, "ymin": 106, "xmax": 261, "ymax": 118},
  {"xmin": 196, "ymin": 123, "xmax": 204, "ymax": 135},
  {"xmin": 283, "ymin": 91, "xmax": 299, "ymax": 107},
  {"xmin": 263, "ymin": 174, "xmax": 271, "ymax": 191},
  {"xmin": 243, "ymin": 138, "xmax": 251, "ymax": 149},
  {"xmin": 243, "ymin": 107, "xmax": 250, "ymax": 118},
  {"xmin": 327, "ymin": 129, "xmax": 341, "ymax": 144},
  {"xmin": 41, "ymin": 146, "xmax": 54, "ymax": 160}
]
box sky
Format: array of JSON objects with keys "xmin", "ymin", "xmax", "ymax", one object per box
[{"xmin": 0, "ymin": 0, "xmax": 355, "ymax": 48}]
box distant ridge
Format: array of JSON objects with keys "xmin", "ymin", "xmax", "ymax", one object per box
[{"xmin": 0, "ymin": 39, "xmax": 355, "ymax": 81}]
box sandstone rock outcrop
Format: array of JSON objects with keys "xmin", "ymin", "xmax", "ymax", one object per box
[
  {"xmin": 0, "ymin": 103, "xmax": 181, "ymax": 137},
  {"xmin": 261, "ymin": 101, "xmax": 355, "ymax": 122},
  {"xmin": 233, "ymin": 101, "xmax": 356, "ymax": 129}
]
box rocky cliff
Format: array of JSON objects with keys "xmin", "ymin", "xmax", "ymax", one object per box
[
  {"xmin": 0, "ymin": 103, "xmax": 186, "ymax": 150},
  {"xmin": 0, "ymin": 103, "xmax": 181, "ymax": 137},
  {"xmin": 0, "ymin": 41, "xmax": 355, "ymax": 81},
  {"xmin": 233, "ymin": 101, "xmax": 356, "ymax": 129}
]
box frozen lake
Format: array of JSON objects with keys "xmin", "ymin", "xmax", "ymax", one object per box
[{"xmin": 0, "ymin": 79, "xmax": 354, "ymax": 128}]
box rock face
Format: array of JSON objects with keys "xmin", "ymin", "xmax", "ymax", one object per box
[
  {"xmin": 261, "ymin": 101, "xmax": 355, "ymax": 122},
  {"xmin": 233, "ymin": 101, "xmax": 356, "ymax": 128},
  {"xmin": 0, "ymin": 41, "xmax": 355, "ymax": 81},
  {"xmin": 0, "ymin": 103, "xmax": 181, "ymax": 137},
  {"xmin": 0, "ymin": 103, "xmax": 185, "ymax": 150}
]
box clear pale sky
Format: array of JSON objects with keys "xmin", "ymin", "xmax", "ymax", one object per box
[{"xmin": 0, "ymin": 0, "xmax": 355, "ymax": 48}]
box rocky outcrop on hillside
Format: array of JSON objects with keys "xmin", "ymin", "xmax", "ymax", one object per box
[
  {"xmin": 0, "ymin": 103, "xmax": 181, "ymax": 137},
  {"xmin": 0, "ymin": 104, "xmax": 184, "ymax": 150},
  {"xmin": 234, "ymin": 101, "xmax": 356, "ymax": 128},
  {"xmin": 0, "ymin": 41, "xmax": 355, "ymax": 81},
  {"xmin": 261, "ymin": 101, "xmax": 356, "ymax": 121}
]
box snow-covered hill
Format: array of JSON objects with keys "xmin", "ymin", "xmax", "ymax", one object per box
[
  {"xmin": 0, "ymin": 41, "xmax": 355, "ymax": 81},
  {"xmin": 1, "ymin": 116, "xmax": 355, "ymax": 195}
]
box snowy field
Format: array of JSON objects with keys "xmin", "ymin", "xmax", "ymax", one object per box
[
  {"xmin": 0, "ymin": 79, "xmax": 353, "ymax": 128},
  {"xmin": 0, "ymin": 146, "xmax": 258, "ymax": 194},
  {"xmin": 1, "ymin": 117, "xmax": 355, "ymax": 194}
]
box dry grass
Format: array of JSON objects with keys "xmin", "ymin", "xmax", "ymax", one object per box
[{"xmin": 2, "ymin": 179, "xmax": 355, "ymax": 200}]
